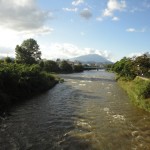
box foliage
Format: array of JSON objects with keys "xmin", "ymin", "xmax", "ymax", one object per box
[
  {"xmin": 132, "ymin": 77, "xmax": 150, "ymax": 99},
  {"xmin": 15, "ymin": 38, "xmax": 41, "ymax": 64},
  {"xmin": 73, "ymin": 64, "xmax": 84, "ymax": 72},
  {"xmin": 118, "ymin": 77, "xmax": 150, "ymax": 112},
  {"xmin": 4, "ymin": 57, "xmax": 14, "ymax": 63},
  {"xmin": 60, "ymin": 60, "xmax": 73, "ymax": 73},
  {"xmin": 133, "ymin": 54, "xmax": 150, "ymax": 77},
  {"xmin": 112, "ymin": 53, "xmax": 150, "ymax": 80},
  {"xmin": 0, "ymin": 63, "xmax": 58, "ymax": 114},
  {"xmin": 43, "ymin": 60, "xmax": 60, "ymax": 73},
  {"xmin": 105, "ymin": 64, "xmax": 113, "ymax": 71}
]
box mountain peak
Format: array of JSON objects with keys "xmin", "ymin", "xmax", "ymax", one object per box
[{"xmin": 70, "ymin": 54, "xmax": 112, "ymax": 64}]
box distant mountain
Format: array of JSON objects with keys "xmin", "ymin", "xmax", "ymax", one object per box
[{"xmin": 70, "ymin": 54, "xmax": 112, "ymax": 64}]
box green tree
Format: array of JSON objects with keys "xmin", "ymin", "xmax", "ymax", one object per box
[
  {"xmin": 112, "ymin": 57, "xmax": 136, "ymax": 80},
  {"xmin": 44, "ymin": 60, "xmax": 60, "ymax": 73},
  {"xmin": 15, "ymin": 38, "xmax": 41, "ymax": 64},
  {"xmin": 60, "ymin": 60, "xmax": 73, "ymax": 73},
  {"xmin": 4, "ymin": 57, "xmax": 13, "ymax": 63},
  {"xmin": 73, "ymin": 64, "xmax": 84, "ymax": 72},
  {"xmin": 134, "ymin": 53, "xmax": 150, "ymax": 77}
]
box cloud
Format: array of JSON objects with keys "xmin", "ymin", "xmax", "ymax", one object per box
[
  {"xmin": 126, "ymin": 28, "xmax": 146, "ymax": 33},
  {"xmin": 130, "ymin": 7, "xmax": 143, "ymax": 13},
  {"xmin": 0, "ymin": 42, "xmax": 114, "ymax": 62},
  {"xmin": 63, "ymin": 8, "xmax": 78, "ymax": 12},
  {"xmin": 112, "ymin": 16, "xmax": 119, "ymax": 21},
  {"xmin": 41, "ymin": 43, "xmax": 114, "ymax": 61},
  {"xmin": 126, "ymin": 28, "xmax": 136, "ymax": 32},
  {"xmin": 128, "ymin": 52, "xmax": 144, "ymax": 58},
  {"xmin": 80, "ymin": 8, "xmax": 92, "ymax": 20},
  {"xmin": 19, "ymin": 27, "xmax": 54, "ymax": 39},
  {"xmin": 72, "ymin": 0, "xmax": 84, "ymax": 6},
  {"xmin": 0, "ymin": 46, "xmax": 15, "ymax": 58},
  {"xmin": 103, "ymin": 0, "xmax": 126, "ymax": 17},
  {"xmin": 0, "ymin": 0, "xmax": 53, "ymax": 34}
]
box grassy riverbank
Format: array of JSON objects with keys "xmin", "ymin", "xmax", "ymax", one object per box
[
  {"xmin": 0, "ymin": 63, "xmax": 59, "ymax": 116},
  {"xmin": 117, "ymin": 76, "xmax": 150, "ymax": 112}
]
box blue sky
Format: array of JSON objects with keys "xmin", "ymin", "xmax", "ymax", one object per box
[{"xmin": 0, "ymin": 0, "xmax": 150, "ymax": 62}]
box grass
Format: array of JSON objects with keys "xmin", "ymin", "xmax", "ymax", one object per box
[{"xmin": 118, "ymin": 76, "xmax": 150, "ymax": 112}]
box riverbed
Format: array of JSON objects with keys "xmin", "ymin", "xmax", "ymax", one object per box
[{"xmin": 0, "ymin": 70, "xmax": 149, "ymax": 150}]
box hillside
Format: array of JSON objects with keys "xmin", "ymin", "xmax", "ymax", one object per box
[{"xmin": 70, "ymin": 54, "xmax": 112, "ymax": 64}]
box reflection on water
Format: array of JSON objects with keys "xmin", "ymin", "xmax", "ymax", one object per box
[{"xmin": 0, "ymin": 70, "xmax": 150, "ymax": 150}]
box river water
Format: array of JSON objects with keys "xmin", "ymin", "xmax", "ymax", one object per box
[{"xmin": 0, "ymin": 70, "xmax": 149, "ymax": 150}]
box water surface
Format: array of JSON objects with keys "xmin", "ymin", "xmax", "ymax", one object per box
[{"xmin": 0, "ymin": 70, "xmax": 149, "ymax": 150}]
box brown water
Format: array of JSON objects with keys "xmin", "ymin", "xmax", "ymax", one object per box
[{"xmin": 0, "ymin": 70, "xmax": 149, "ymax": 150}]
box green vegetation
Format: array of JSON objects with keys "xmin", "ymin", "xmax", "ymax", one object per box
[
  {"xmin": 0, "ymin": 63, "xmax": 58, "ymax": 115},
  {"xmin": 112, "ymin": 53, "xmax": 150, "ymax": 79},
  {"xmin": 73, "ymin": 64, "xmax": 84, "ymax": 72},
  {"xmin": 59, "ymin": 60, "xmax": 73, "ymax": 73},
  {"xmin": 15, "ymin": 38, "xmax": 41, "ymax": 64},
  {"xmin": 111, "ymin": 53, "xmax": 150, "ymax": 111},
  {"xmin": 118, "ymin": 77, "xmax": 150, "ymax": 112},
  {"xmin": 0, "ymin": 38, "xmax": 84, "ymax": 115},
  {"xmin": 42, "ymin": 60, "xmax": 60, "ymax": 73}
]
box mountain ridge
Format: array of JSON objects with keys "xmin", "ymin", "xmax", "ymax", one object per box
[{"xmin": 70, "ymin": 54, "xmax": 112, "ymax": 64}]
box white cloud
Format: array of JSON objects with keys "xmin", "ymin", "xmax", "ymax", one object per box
[
  {"xmin": 126, "ymin": 28, "xmax": 146, "ymax": 33},
  {"xmin": 63, "ymin": 8, "xmax": 78, "ymax": 12},
  {"xmin": 0, "ymin": 41, "xmax": 114, "ymax": 62},
  {"xmin": 128, "ymin": 52, "xmax": 144, "ymax": 58},
  {"xmin": 72, "ymin": 0, "xmax": 84, "ymax": 6},
  {"xmin": 103, "ymin": 0, "xmax": 126, "ymax": 17},
  {"xmin": 80, "ymin": 8, "xmax": 92, "ymax": 20},
  {"xmin": 126, "ymin": 28, "xmax": 136, "ymax": 32},
  {"xmin": 0, "ymin": 46, "xmax": 15, "ymax": 58},
  {"xmin": 0, "ymin": 0, "xmax": 54, "ymax": 58},
  {"xmin": 0, "ymin": 0, "xmax": 53, "ymax": 34},
  {"xmin": 41, "ymin": 43, "xmax": 114, "ymax": 62},
  {"xmin": 130, "ymin": 7, "xmax": 143, "ymax": 13},
  {"xmin": 112, "ymin": 16, "xmax": 119, "ymax": 21},
  {"xmin": 96, "ymin": 17, "xmax": 103, "ymax": 21},
  {"xmin": 20, "ymin": 27, "xmax": 54, "ymax": 36}
]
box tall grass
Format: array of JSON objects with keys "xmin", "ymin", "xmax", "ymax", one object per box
[{"xmin": 118, "ymin": 76, "xmax": 150, "ymax": 112}]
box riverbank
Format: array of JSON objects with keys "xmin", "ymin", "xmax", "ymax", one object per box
[
  {"xmin": 117, "ymin": 76, "xmax": 150, "ymax": 112},
  {"xmin": 0, "ymin": 63, "xmax": 59, "ymax": 116}
]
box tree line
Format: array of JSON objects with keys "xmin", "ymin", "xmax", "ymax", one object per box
[
  {"xmin": 1, "ymin": 38, "xmax": 84, "ymax": 73},
  {"xmin": 107, "ymin": 53, "xmax": 150, "ymax": 80}
]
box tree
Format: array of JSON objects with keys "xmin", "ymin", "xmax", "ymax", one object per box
[
  {"xmin": 44, "ymin": 60, "xmax": 60, "ymax": 73},
  {"xmin": 4, "ymin": 57, "xmax": 13, "ymax": 63},
  {"xmin": 15, "ymin": 38, "xmax": 41, "ymax": 64},
  {"xmin": 112, "ymin": 57, "xmax": 136, "ymax": 80},
  {"xmin": 133, "ymin": 53, "xmax": 150, "ymax": 77},
  {"xmin": 60, "ymin": 60, "xmax": 73, "ymax": 73},
  {"xmin": 73, "ymin": 64, "xmax": 84, "ymax": 72}
]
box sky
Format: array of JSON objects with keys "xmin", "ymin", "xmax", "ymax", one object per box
[{"xmin": 0, "ymin": 0, "xmax": 150, "ymax": 62}]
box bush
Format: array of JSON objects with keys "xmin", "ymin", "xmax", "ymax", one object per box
[
  {"xmin": 73, "ymin": 65, "xmax": 84, "ymax": 72},
  {"xmin": 133, "ymin": 77, "xmax": 150, "ymax": 99},
  {"xmin": 0, "ymin": 63, "xmax": 58, "ymax": 105},
  {"xmin": 60, "ymin": 61, "xmax": 73, "ymax": 73},
  {"xmin": 118, "ymin": 77, "xmax": 150, "ymax": 112}
]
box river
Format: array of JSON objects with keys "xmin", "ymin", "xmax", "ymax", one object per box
[{"xmin": 0, "ymin": 70, "xmax": 149, "ymax": 150}]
